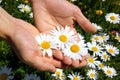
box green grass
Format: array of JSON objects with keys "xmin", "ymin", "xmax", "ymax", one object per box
[{"xmin": 0, "ymin": 0, "xmax": 120, "ymax": 80}]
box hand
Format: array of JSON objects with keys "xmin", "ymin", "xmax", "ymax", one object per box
[
  {"xmin": 0, "ymin": 7, "xmax": 64, "ymax": 72},
  {"xmin": 30, "ymin": 0, "xmax": 95, "ymax": 67}
]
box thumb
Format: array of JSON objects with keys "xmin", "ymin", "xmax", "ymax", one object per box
[{"xmin": 73, "ymin": 7, "xmax": 97, "ymax": 33}]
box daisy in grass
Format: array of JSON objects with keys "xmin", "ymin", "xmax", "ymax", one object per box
[
  {"xmin": 92, "ymin": 23, "xmax": 102, "ymax": 31},
  {"xmin": 62, "ymin": 41, "xmax": 88, "ymax": 60},
  {"xmin": 105, "ymin": 44, "xmax": 119, "ymax": 56},
  {"xmin": 87, "ymin": 69, "xmax": 98, "ymax": 80},
  {"xmin": 50, "ymin": 26, "xmax": 77, "ymax": 49},
  {"xmin": 105, "ymin": 13, "xmax": 120, "ymax": 24},
  {"xmin": 23, "ymin": 74, "xmax": 40, "ymax": 80},
  {"xmin": 96, "ymin": 61, "xmax": 105, "ymax": 70},
  {"xmin": 0, "ymin": 66, "xmax": 14, "ymax": 80},
  {"xmin": 52, "ymin": 68, "xmax": 65, "ymax": 80},
  {"xmin": 87, "ymin": 56, "xmax": 100, "ymax": 69},
  {"xmin": 115, "ymin": 33, "xmax": 120, "ymax": 42},
  {"xmin": 91, "ymin": 35, "xmax": 102, "ymax": 42},
  {"xmin": 18, "ymin": 4, "xmax": 31, "ymax": 13},
  {"xmin": 35, "ymin": 33, "xmax": 57, "ymax": 57},
  {"xmin": 100, "ymin": 51, "xmax": 110, "ymax": 62},
  {"xmin": 103, "ymin": 66, "xmax": 117, "ymax": 78},
  {"xmin": 99, "ymin": 33, "xmax": 109, "ymax": 43},
  {"xmin": 87, "ymin": 41, "xmax": 103, "ymax": 56},
  {"xmin": 68, "ymin": 72, "xmax": 84, "ymax": 80}
]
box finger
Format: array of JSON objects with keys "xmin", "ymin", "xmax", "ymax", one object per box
[
  {"xmin": 63, "ymin": 56, "xmax": 72, "ymax": 65},
  {"xmin": 71, "ymin": 59, "xmax": 80, "ymax": 68},
  {"xmin": 53, "ymin": 49, "xmax": 63, "ymax": 60},
  {"xmin": 73, "ymin": 6, "xmax": 97, "ymax": 33},
  {"xmin": 30, "ymin": 56, "xmax": 56, "ymax": 72},
  {"xmin": 78, "ymin": 60, "xmax": 88, "ymax": 67}
]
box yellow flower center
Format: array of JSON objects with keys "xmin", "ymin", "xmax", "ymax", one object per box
[
  {"xmin": 22, "ymin": 7, "xmax": 27, "ymax": 11},
  {"xmin": 88, "ymin": 57, "xmax": 94, "ymax": 63},
  {"xmin": 70, "ymin": 44, "xmax": 80, "ymax": 53},
  {"xmin": 92, "ymin": 46, "xmax": 98, "ymax": 52},
  {"xmin": 73, "ymin": 77, "xmax": 79, "ymax": 80},
  {"xmin": 94, "ymin": 36, "xmax": 99, "ymax": 41},
  {"xmin": 55, "ymin": 71, "xmax": 60, "ymax": 76},
  {"xmin": 41, "ymin": 41, "xmax": 50, "ymax": 49},
  {"xmin": 99, "ymin": 63, "xmax": 104, "ymax": 68},
  {"xmin": 90, "ymin": 73, "xmax": 95, "ymax": 78},
  {"xmin": 103, "ymin": 54, "xmax": 108, "ymax": 59},
  {"xmin": 107, "ymin": 70, "xmax": 112, "ymax": 74},
  {"xmin": 101, "ymin": 36, "xmax": 105, "ymax": 40},
  {"xmin": 0, "ymin": 73, "xmax": 8, "ymax": 80},
  {"xmin": 59, "ymin": 35, "xmax": 68, "ymax": 42},
  {"xmin": 96, "ymin": 10, "xmax": 103, "ymax": 15},
  {"xmin": 108, "ymin": 48, "xmax": 114, "ymax": 54},
  {"xmin": 110, "ymin": 16, "xmax": 116, "ymax": 20}
]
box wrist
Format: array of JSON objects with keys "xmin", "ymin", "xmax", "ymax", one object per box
[{"xmin": 0, "ymin": 7, "xmax": 16, "ymax": 40}]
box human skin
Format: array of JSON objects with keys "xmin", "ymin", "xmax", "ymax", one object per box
[{"xmin": 30, "ymin": 0, "xmax": 96, "ymax": 67}]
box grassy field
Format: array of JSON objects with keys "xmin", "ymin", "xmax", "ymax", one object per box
[{"xmin": 0, "ymin": 0, "xmax": 120, "ymax": 80}]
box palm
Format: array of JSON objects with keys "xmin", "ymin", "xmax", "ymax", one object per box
[{"xmin": 32, "ymin": 0, "xmax": 96, "ymax": 33}]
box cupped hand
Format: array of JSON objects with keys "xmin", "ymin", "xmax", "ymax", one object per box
[
  {"xmin": 30, "ymin": 0, "xmax": 95, "ymax": 67},
  {"xmin": 0, "ymin": 7, "xmax": 65, "ymax": 72}
]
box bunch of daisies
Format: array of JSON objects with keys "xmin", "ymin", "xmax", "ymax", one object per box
[{"xmin": 35, "ymin": 26, "xmax": 88, "ymax": 60}]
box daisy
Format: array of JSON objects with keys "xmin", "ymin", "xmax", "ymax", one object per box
[
  {"xmin": 105, "ymin": 44, "xmax": 119, "ymax": 56},
  {"xmin": 87, "ymin": 56, "xmax": 100, "ymax": 69},
  {"xmin": 87, "ymin": 69, "xmax": 98, "ymax": 80},
  {"xmin": 68, "ymin": 72, "xmax": 84, "ymax": 80},
  {"xmin": 50, "ymin": 26, "xmax": 77, "ymax": 49},
  {"xmin": 23, "ymin": 74, "xmax": 40, "ymax": 80},
  {"xmin": 62, "ymin": 41, "xmax": 88, "ymax": 60},
  {"xmin": 91, "ymin": 35, "xmax": 102, "ymax": 42},
  {"xmin": 87, "ymin": 41, "xmax": 103, "ymax": 56},
  {"xmin": 18, "ymin": 4, "xmax": 31, "ymax": 13},
  {"xmin": 92, "ymin": 23, "xmax": 102, "ymax": 31},
  {"xmin": 29, "ymin": 12, "xmax": 33, "ymax": 18},
  {"xmin": 100, "ymin": 51, "xmax": 110, "ymax": 62},
  {"xmin": 115, "ymin": 33, "xmax": 120, "ymax": 42},
  {"xmin": 0, "ymin": 66, "xmax": 14, "ymax": 80},
  {"xmin": 99, "ymin": 33, "xmax": 109, "ymax": 43},
  {"xmin": 96, "ymin": 61, "xmax": 105, "ymax": 70},
  {"xmin": 105, "ymin": 13, "xmax": 120, "ymax": 24},
  {"xmin": 35, "ymin": 33, "xmax": 57, "ymax": 57},
  {"xmin": 0, "ymin": 0, "xmax": 2, "ymax": 4},
  {"xmin": 52, "ymin": 68, "xmax": 65, "ymax": 80},
  {"xmin": 103, "ymin": 66, "xmax": 117, "ymax": 78}
]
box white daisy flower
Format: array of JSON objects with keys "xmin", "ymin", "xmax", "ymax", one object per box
[
  {"xmin": 35, "ymin": 33, "xmax": 57, "ymax": 57},
  {"xmin": 62, "ymin": 41, "xmax": 88, "ymax": 60},
  {"xmin": 115, "ymin": 33, "xmax": 120, "ymax": 42},
  {"xmin": 18, "ymin": 4, "xmax": 31, "ymax": 13},
  {"xmin": 99, "ymin": 33, "xmax": 109, "ymax": 43},
  {"xmin": 0, "ymin": 0, "xmax": 2, "ymax": 4},
  {"xmin": 96, "ymin": 61, "xmax": 105, "ymax": 70},
  {"xmin": 68, "ymin": 72, "xmax": 84, "ymax": 80},
  {"xmin": 0, "ymin": 66, "xmax": 14, "ymax": 80},
  {"xmin": 78, "ymin": 33, "xmax": 85, "ymax": 42},
  {"xmin": 100, "ymin": 51, "xmax": 110, "ymax": 62},
  {"xmin": 91, "ymin": 35, "xmax": 102, "ymax": 42},
  {"xmin": 87, "ymin": 41, "xmax": 103, "ymax": 56},
  {"xmin": 105, "ymin": 44, "xmax": 119, "ymax": 56},
  {"xmin": 50, "ymin": 26, "xmax": 77, "ymax": 49},
  {"xmin": 92, "ymin": 23, "xmax": 102, "ymax": 31},
  {"xmin": 87, "ymin": 69, "xmax": 98, "ymax": 80},
  {"xmin": 105, "ymin": 13, "xmax": 120, "ymax": 24},
  {"xmin": 87, "ymin": 56, "xmax": 100, "ymax": 69},
  {"xmin": 103, "ymin": 66, "xmax": 117, "ymax": 78},
  {"xmin": 52, "ymin": 68, "xmax": 65, "ymax": 80},
  {"xmin": 29, "ymin": 12, "xmax": 33, "ymax": 18},
  {"xmin": 23, "ymin": 74, "xmax": 40, "ymax": 80}
]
